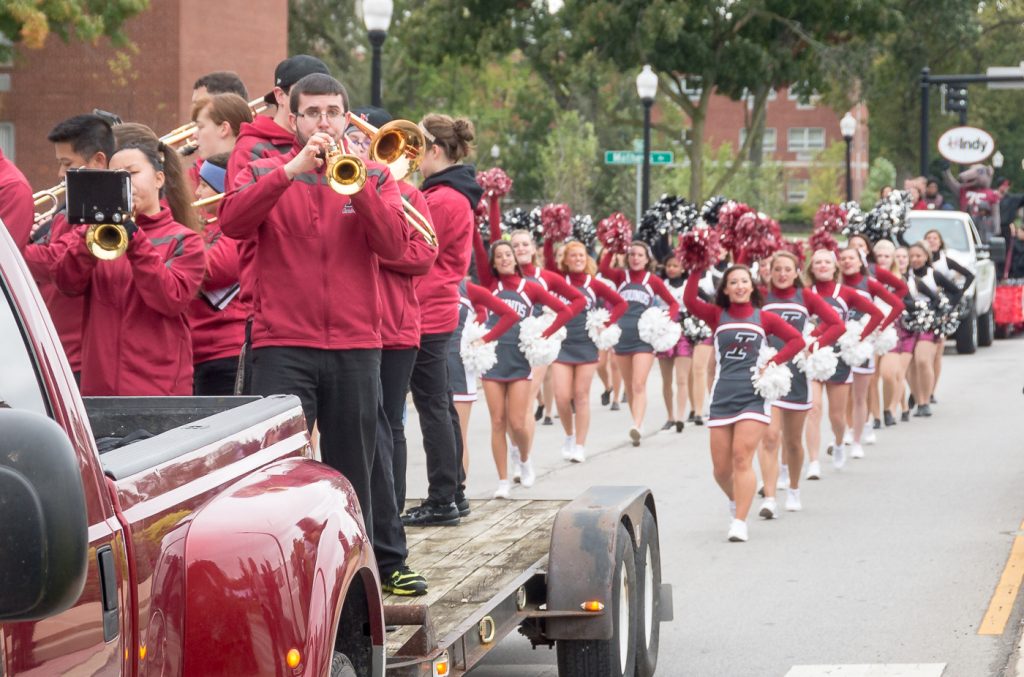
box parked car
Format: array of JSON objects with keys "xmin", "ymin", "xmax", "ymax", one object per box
[{"xmin": 904, "ymin": 210, "xmax": 1004, "ymax": 354}]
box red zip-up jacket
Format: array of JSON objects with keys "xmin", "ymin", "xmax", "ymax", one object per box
[
  {"xmin": 227, "ymin": 116, "xmax": 296, "ymax": 310},
  {"xmin": 417, "ymin": 166, "xmax": 481, "ymax": 335},
  {"xmin": 188, "ymin": 222, "xmax": 248, "ymax": 364},
  {"xmin": 218, "ymin": 146, "xmax": 410, "ymax": 350},
  {"xmin": 378, "ymin": 182, "xmax": 437, "ymax": 349},
  {"xmin": 53, "ymin": 208, "xmax": 206, "ymax": 395},
  {"xmin": 23, "ymin": 212, "xmax": 85, "ymax": 372},
  {"xmin": 0, "ymin": 149, "xmax": 33, "ymax": 250}
]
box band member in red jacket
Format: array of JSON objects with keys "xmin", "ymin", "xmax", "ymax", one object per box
[
  {"xmin": 218, "ymin": 73, "xmax": 410, "ymax": 548},
  {"xmin": 0, "ymin": 147, "xmax": 32, "ymax": 250},
  {"xmin": 53, "ymin": 142, "xmax": 206, "ymax": 395}
]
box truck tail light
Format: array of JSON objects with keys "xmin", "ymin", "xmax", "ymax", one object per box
[{"xmin": 432, "ymin": 650, "xmax": 450, "ymax": 676}]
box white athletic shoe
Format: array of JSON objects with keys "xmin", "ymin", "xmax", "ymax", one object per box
[
  {"xmin": 832, "ymin": 444, "xmax": 847, "ymax": 470},
  {"xmin": 569, "ymin": 444, "xmax": 586, "ymax": 463},
  {"xmin": 561, "ymin": 435, "xmax": 576, "ymax": 460},
  {"xmin": 805, "ymin": 461, "xmax": 822, "ymax": 480},
  {"xmin": 863, "ymin": 428, "xmax": 877, "ymax": 445},
  {"xmin": 758, "ymin": 497, "xmax": 778, "ymax": 520},
  {"xmin": 850, "ymin": 442, "xmax": 865, "ymax": 459},
  {"xmin": 727, "ymin": 519, "xmax": 749, "ymax": 542},
  {"xmin": 777, "ymin": 464, "xmax": 790, "ymax": 490},
  {"xmin": 510, "ymin": 445, "xmax": 522, "ymax": 483},
  {"xmin": 729, "ymin": 500, "xmax": 737, "ymax": 519},
  {"xmin": 493, "ymin": 480, "xmax": 512, "ymax": 499},
  {"xmin": 843, "ymin": 429, "xmax": 853, "ymax": 445},
  {"xmin": 519, "ymin": 459, "xmax": 536, "ymax": 488},
  {"xmin": 785, "ymin": 488, "xmax": 802, "ymax": 512},
  {"xmin": 629, "ymin": 426, "xmax": 642, "ymax": 447}
]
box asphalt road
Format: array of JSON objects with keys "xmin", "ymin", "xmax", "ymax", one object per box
[{"xmin": 402, "ymin": 336, "xmax": 1024, "ymax": 677}]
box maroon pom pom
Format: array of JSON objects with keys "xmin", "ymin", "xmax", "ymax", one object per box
[
  {"xmin": 808, "ymin": 229, "xmax": 839, "ymax": 254},
  {"xmin": 813, "ymin": 203, "xmax": 847, "ymax": 233},
  {"xmin": 474, "ymin": 199, "xmax": 489, "ymax": 227},
  {"xmin": 597, "ymin": 212, "xmax": 634, "ymax": 254},
  {"xmin": 541, "ymin": 203, "xmax": 573, "ymax": 241},
  {"xmin": 779, "ymin": 238, "xmax": 807, "ymax": 265},
  {"xmin": 476, "ymin": 167, "xmax": 513, "ymax": 198},
  {"xmin": 730, "ymin": 211, "xmax": 781, "ymax": 263},
  {"xmin": 675, "ymin": 226, "xmax": 722, "ymax": 272}
]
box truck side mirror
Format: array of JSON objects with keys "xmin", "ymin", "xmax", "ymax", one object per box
[
  {"xmin": 0, "ymin": 409, "xmax": 88, "ymax": 621},
  {"xmin": 987, "ymin": 236, "xmax": 1007, "ymax": 262}
]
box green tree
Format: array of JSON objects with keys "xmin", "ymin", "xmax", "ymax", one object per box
[
  {"xmin": 0, "ymin": 0, "xmax": 149, "ymax": 60},
  {"xmin": 804, "ymin": 142, "xmax": 846, "ymax": 217},
  {"xmin": 866, "ymin": 157, "xmax": 897, "ymax": 200},
  {"xmin": 537, "ymin": 110, "xmax": 599, "ymax": 215}
]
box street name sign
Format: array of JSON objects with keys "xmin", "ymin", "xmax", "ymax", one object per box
[{"xmin": 604, "ymin": 150, "xmax": 674, "ymax": 165}]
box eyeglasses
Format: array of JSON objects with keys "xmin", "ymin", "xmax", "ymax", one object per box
[
  {"xmin": 344, "ymin": 132, "xmax": 371, "ymax": 149},
  {"xmin": 296, "ymin": 107, "xmax": 345, "ymax": 121}
]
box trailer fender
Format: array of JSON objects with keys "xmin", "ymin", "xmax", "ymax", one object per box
[
  {"xmin": 181, "ymin": 457, "xmax": 384, "ymax": 676},
  {"xmin": 544, "ymin": 486, "xmax": 658, "ymax": 641}
]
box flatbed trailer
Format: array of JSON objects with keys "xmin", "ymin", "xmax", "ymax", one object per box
[{"xmin": 382, "ymin": 487, "xmax": 672, "ymax": 677}]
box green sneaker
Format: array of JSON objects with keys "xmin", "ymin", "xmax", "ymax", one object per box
[{"xmin": 382, "ymin": 566, "xmax": 428, "ymax": 596}]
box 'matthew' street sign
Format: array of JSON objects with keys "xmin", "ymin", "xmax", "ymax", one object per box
[{"xmin": 604, "ymin": 150, "xmax": 674, "ymax": 165}]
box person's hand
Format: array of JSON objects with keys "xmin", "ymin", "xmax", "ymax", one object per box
[{"xmin": 284, "ymin": 132, "xmax": 335, "ymax": 179}]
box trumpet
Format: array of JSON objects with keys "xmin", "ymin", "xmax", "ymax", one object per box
[
  {"xmin": 324, "ymin": 139, "xmax": 367, "ymax": 195},
  {"xmin": 85, "ymin": 222, "xmax": 130, "ymax": 260},
  {"xmin": 344, "ymin": 113, "xmax": 425, "ymax": 182},
  {"xmin": 162, "ymin": 96, "xmax": 270, "ymax": 156}
]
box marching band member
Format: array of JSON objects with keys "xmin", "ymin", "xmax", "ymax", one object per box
[
  {"xmin": 0, "ymin": 146, "xmax": 33, "ymax": 249},
  {"xmin": 191, "ymin": 93, "xmax": 253, "ymax": 161},
  {"xmin": 191, "ymin": 70, "xmax": 249, "ymax": 104}
]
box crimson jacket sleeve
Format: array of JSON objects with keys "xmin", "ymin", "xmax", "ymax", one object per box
[
  {"xmin": 523, "ymin": 282, "xmax": 574, "ymax": 338},
  {"xmin": 127, "ymin": 230, "xmax": 206, "ymax": 318},
  {"xmin": 203, "ymin": 231, "xmax": 240, "ymax": 290},
  {"xmin": 648, "ymin": 275, "xmax": 681, "ymax": 320},
  {"xmin": 867, "ymin": 279, "xmax": 905, "ymax": 330},
  {"xmin": 598, "ymin": 251, "xmax": 626, "ymax": 286},
  {"xmin": 840, "ymin": 287, "xmax": 885, "ymax": 338},
  {"xmin": 591, "ymin": 278, "xmax": 629, "ymax": 326},
  {"xmin": 541, "ymin": 271, "xmax": 587, "ymax": 318},
  {"xmin": 873, "ymin": 266, "xmax": 910, "ymax": 298},
  {"xmin": 218, "ymin": 164, "xmax": 292, "ymax": 241},
  {"xmin": 683, "ymin": 271, "xmax": 721, "ymax": 327},
  {"xmin": 0, "ymin": 179, "xmax": 33, "ymax": 250},
  {"xmin": 804, "ymin": 289, "xmax": 845, "ymax": 349},
  {"xmin": 473, "ymin": 227, "xmax": 496, "ymax": 288},
  {"xmin": 351, "ymin": 165, "xmax": 410, "ymax": 261},
  {"xmin": 761, "ymin": 313, "xmax": 805, "ymax": 365},
  {"xmin": 382, "ymin": 186, "xmax": 438, "ymax": 276},
  {"xmin": 467, "ymin": 282, "xmax": 519, "ymax": 342},
  {"xmin": 53, "ymin": 227, "xmax": 99, "ymax": 296}
]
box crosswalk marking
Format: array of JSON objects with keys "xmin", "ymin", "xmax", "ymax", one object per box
[{"xmin": 784, "ymin": 665, "xmax": 946, "ymax": 677}]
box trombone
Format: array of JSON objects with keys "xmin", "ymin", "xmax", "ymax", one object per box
[
  {"xmin": 33, "ymin": 183, "xmax": 66, "ymax": 227},
  {"xmin": 192, "ymin": 193, "xmax": 224, "ymax": 226},
  {"xmin": 162, "ymin": 96, "xmax": 270, "ymax": 156}
]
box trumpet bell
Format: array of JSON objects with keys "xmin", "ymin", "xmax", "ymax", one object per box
[
  {"xmin": 85, "ymin": 223, "xmax": 129, "ymax": 260},
  {"xmin": 326, "ymin": 153, "xmax": 367, "ymax": 196},
  {"xmin": 371, "ymin": 120, "xmax": 425, "ymax": 181}
]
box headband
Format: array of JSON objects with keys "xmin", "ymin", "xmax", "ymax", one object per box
[{"xmin": 199, "ymin": 161, "xmax": 227, "ymax": 194}]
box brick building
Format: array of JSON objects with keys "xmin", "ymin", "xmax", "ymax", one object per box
[
  {"xmin": 695, "ymin": 84, "xmax": 869, "ymax": 205},
  {"xmin": 0, "ymin": 0, "xmax": 288, "ymax": 191}
]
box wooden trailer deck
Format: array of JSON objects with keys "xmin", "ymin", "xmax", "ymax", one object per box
[{"xmin": 385, "ymin": 498, "xmax": 568, "ymax": 658}]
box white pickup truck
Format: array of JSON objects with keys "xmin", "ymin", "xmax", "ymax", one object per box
[{"xmin": 904, "ymin": 210, "xmax": 1003, "ymax": 354}]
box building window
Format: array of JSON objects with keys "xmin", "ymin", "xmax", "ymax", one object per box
[
  {"xmin": 739, "ymin": 127, "xmax": 777, "ymax": 152},
  {"xmin": 787, "ymin": 127, "xmax": 825, "ymax": 152},
  {"xmin": 0, "ymin": 123, "xmax": 13, "ymax": 161},
  {"xmin": 787, "ymin": 86, "xmax": 818, "ymax": 110},
  {"xmin": 786, "ymin": 178, "xmax": 810, "ymax": 203},
  {"xmin": 0, "ymin": 34, "xmax": 11, "ymax": 68},
  {"xmin": 681, "ymin": 77, "xmax": 702, "ymax": 99}
]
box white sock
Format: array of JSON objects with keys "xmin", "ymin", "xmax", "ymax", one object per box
[{"xmin": 729, "ymin": 500, "xmax": 737, "ymax": 518}]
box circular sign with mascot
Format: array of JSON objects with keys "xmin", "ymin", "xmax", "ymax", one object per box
[{"xmin": 938, "ymin": 126, "xmax": 995, "ymax": 164}]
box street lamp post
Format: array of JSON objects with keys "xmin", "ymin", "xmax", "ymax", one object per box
[
  {"xmin": 840, "ymin": 112, "xmax": 857, "ymax": 203},
  {"xmin": 636, "ymin": 65, "xmax": 658, "ymax": 216},
  {"xmin": 362, "ymin": 0, "xmax": 394, "ymax": 108}
]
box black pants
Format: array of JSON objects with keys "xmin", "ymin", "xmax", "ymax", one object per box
[
  {"xmin": 380, "ymin": 348, "xmax": 418, "ymax": 511},
  {"xmin": 409, "ymin": 332, "xmax": 461, "ymax": 505},
  {"xmin": 371, "ymin": 393, "xmax": 408, "ymax": 577},
  {"xmin": 239, "ymin": 318, "xmax": 255, "ymax": 395},
  {"xmin": 252, "ymin": 346, "xmax": 380, "ymax": 540},
  {"xmin": 193, "ymin": 356, "xmax": 239, "ymax": 396}
]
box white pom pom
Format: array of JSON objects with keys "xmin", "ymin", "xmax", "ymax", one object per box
[
  {"xmin": 872, "ymin": 326, "xmax": 898, "ymax": 355},
  {"xmin": 518, "ymin": 312, "xmax": 567, "ymax": 367},
  {"xmin": 750, "ymin": 344, "xmax": 792, "ymax": 400},
  {"xmin": 797, "ymin": 342, "xmax": 839, "ymax": 381},
  {"xmin": 586, "ymin": 308, "xmax": 622, "ymax": 350},
  {"xmin": 460, "ymin": 321, "xmax": 497, "ymax": 374},
  {"xmin": 837, "ymin": 319, "xmax": 873, "ymax": 366},
  {"xmin": 638, "ymin": 307, "xmax": 682, "ymax": 352}
]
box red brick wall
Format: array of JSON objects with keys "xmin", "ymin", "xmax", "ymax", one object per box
[{"xmin": 0, "ymin": 0, "xmax": 287, "ymax": 191}]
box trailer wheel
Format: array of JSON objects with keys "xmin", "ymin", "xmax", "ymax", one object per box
[
  {"xmin": 634, "ymin": 509, "xmax": 661, "ymax": 677},
  {"xmin": 955, "ymin": 307, "xmax": 977, "ymax": 354},
  {"xmin": 330, "ymin": 652, "xmax": 357, "ymax": 677},
  {"xmin": 978, "ymin": 308, "xmax": 994, "ymax": 347},
  {"xmin": 556, "ymin": 523, "xmax": 637, "ymax": 677}
]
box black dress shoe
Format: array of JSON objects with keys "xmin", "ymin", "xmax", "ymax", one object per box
[
  {"xmin": 675, "ymin": 421, "xmax": 685, "ymax": 433},
  {"xmin": 534, "ymin": 404, "xmax": 544, "ymax": 421},
  {"xmin": 687, "ymin": 410, "xmax": 696, "ymax": 422},
  {"xmin": 693, "ymin": 415, "xmax": 704, "ymax": 426},
  {"xmin": 542, "ymin": 416, "xmax": 553, "ymax": 426},
  {"xmin": 401, "ymin": 500, "xmax": 461, "ymax": 527},
  {"xmin": 455, "ymin": 493, "xmax": 471, "ymax": 517},
  {"xmin": 600, "ymin": 390, "xmax": 611, "ymax": 406},
  {"xmin": 872, "ymin": 418, "xmax": 881, "ymax": 429},
  {"xmin": 901, "ymin": 411, "xmax": 910, "ymax": 422},
  {"xmin": 884, "ymin": 411, "xmax": 896, "ymax": 427}
]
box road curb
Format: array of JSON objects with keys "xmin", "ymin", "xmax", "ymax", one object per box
[{"xmin": 1007, "ymin": 619, "xmax": 1024, "ymax": 676}]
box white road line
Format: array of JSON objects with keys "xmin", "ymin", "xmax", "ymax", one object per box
[{"xmin": 784, "ymin": 665, "xmax": 946, "ymax": 677}]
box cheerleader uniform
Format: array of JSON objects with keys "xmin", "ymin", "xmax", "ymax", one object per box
[
  {"xmin": 907, "ymin": 265, "xmax": 960, "ymax": 343},
  {"xmin": 656, "ymin": 277, "xmax": 691, "ymax": 358},
  {"xmin": 840, "ymin": 272, "xmax": 906, "ymax": 375},
  {"xmin": 810, "ymin": 281, "xmax": 886, "ymax": 385},
  {"xmin": 761, "ymin": 286, "xmax": 845, "ymax": 410},
  {"xmin": 598, "ymin": 252, "xmax": 679, "ymax": 355},
  {"xmin": 697, "ymin": 268, "xmax": 722, "ymax": 347},
  {"xmin": 555, "ymin": 273, "xmax": 627, "ymax": 364},
  {"xmin": 682, "ymin": 274, "xmax": 804, "ymax": 426},
  {"xmin": 448, "ymin": 280, "xmax": 521, "ymax": 401}
]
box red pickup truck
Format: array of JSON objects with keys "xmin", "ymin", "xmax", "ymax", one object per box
[{"xmin": 0, "ymin": 226, "xmax": 384, "ymax": 675}]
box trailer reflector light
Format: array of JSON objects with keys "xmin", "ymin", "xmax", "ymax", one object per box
[
  {"xmin": 433, "ymin": 650, "xmax": 450, "ymax": 676},
  {"xmin": 581, "ymin": 600, "xmax": 605, "ymax": 612},
  {"xmin": 286, "ymin": 648, "xmax": 302, "ymax": 668}
]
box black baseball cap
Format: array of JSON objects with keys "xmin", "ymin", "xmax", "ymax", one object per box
[
  {"xmin": 349, "ymin": 106, "xmax": 393, "ymax": 130},
  {"xmin": 263, "ymin": 55, "xmax": 331, "ymax": 105}
]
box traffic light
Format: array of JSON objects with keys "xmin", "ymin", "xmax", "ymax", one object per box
[{"xmin": 944, "ymin": 85, "xmax": 969, "ymax": 115}]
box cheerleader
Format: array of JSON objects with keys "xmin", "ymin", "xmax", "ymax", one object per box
[
  {"xmin": 689, "ymin": 262, "xmax": 725, "ymax": 423},
  {"xmin": 838, "ymin": 247, "xmax": 906, "ymax": 461},
  {"xmin": 656, "ymin": 254, "xmax": 689, "ymax": 432},
  {"xmin": 596, "ymin": 254, "xmax": 626, "ymax": 410},
  {"xmin": 480, "ymin": 240, "xmax": 577, "ymax": 498},
  {"xmin": 906, "ymin": 242, "xmax": 963, "ymax": 417},
  {"xmin": 599, "ymin": 242, "xmax": 680, "ymax": 445},
  {"xmin": 552, "ymin": 241, "xmax": 627, "ymax": 462},
  {"xmin": 683, "ymin": 265, "xmax": 804, "ymax": 542},
  {"xmin": 449, "ymin": 278, "xmax": 520, "ymax": 476},
  {"xmin": 922, "ymin": 229, "xmax": 975, "ymax": 404},
  {"xmin": 892, "ymin": 247, "xmax": 916, "ymax": 421},
  {"xmin": 804, "ymin": 249, "xmax": 884, "ymax": 475},
  {"xmin": 871, "ymin": 240, "xmax": 904, "ymax": 427},
  {"xmin": 756, "ymin": 251, "xmax": 845, "ymax": 517}
]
